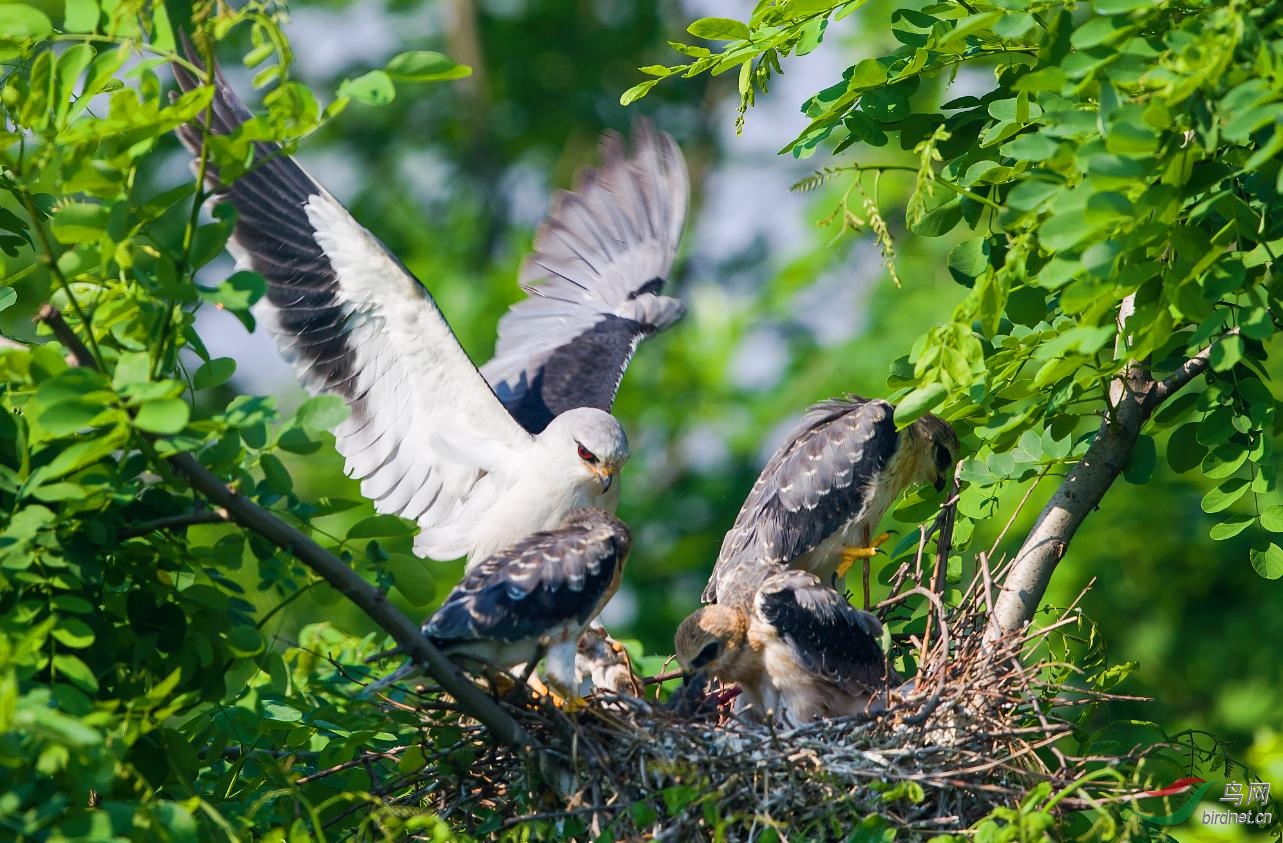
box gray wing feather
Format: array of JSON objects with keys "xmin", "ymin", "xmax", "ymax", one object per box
[
  {"xmin": 481, "ymin": 119, "xmax": 689, "ymax": 432},
  {"xmin": 704, "ymin": 397, "xmax": 900, "ymax": 604},
  {"xmin": 425, "ymin": 510, "xmax": 631, "ymax": 645},
  {"xmin": 754, "ymin": 570, "xmax": 886, "ymax": 695}
]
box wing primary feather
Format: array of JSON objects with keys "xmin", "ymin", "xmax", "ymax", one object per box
[
  {"xmin": 174, "ymin": 41, "xmax": 536, "ymax": 564},
  {"xmin": 481, "ymin": 117, "xmax": 689, "ymax": 432}
]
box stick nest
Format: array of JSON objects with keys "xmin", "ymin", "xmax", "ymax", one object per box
[{"xmin": 353, "ymin": 553, "xmax": 1148, "ymax": 840}]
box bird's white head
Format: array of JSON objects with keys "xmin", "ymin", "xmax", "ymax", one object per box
[{"xmin": 540, "ymin": 407, "xmax": 630, "ymax": 497}]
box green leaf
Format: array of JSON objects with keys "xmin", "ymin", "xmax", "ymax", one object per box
[
  {"xmin": 259, "ymin": 453, "xmax": 293, "ymax": 494},
  {"xmin": 52, "ymin": 654, "xmax": 98, "ymax": 692},
  {"xmin": 37, "ymin": 400, "xmax": 111, "ymax": 436},
  {"xmin": 1200, "ymin": 477, "xmax": 1249, "ymax": 513},
  {"xmin": 52, "ymin": 618, "xmax": 94, "ymax": 648},
  {"xmin": 1123, "ymin": 435, "xmax": 1155, "ymax": 484},
  {"xmin": 847, "ymin": 58, "xmax": 887, "ymax": 89},
  {"xmin": 384, "ymin": 50, "xmax": 471, "ymax": 82},
  {"xmin": 1260, "ymin": 505, "xmax": 1283, "ymax": 533},
  {"xmin": 1196, "ymin": 408, "xmax": 1234, "ymax": 446},
  {"xmin": 261, "ymin": 700, "xmax": 303, "ymax": 722},
  {"xmin": 0, "ymin": 5, "xmax": 53, "ymax": 41},
  {"xmin": 134, "ymin": 398, "xmax": 190, "ymax": 434},
  {"xmin": 296, "ymin": 394, "xmax": 349, "ymax": 432},
  {"xmin": 620, "ymin": 78, "xmax": 660, "ymax": 106},
  {"xmin": 227, "ymin": 625, "xmax": 264, "ymax": 657},
  {"xmin": 894, "ymin": 383, "xmax": 948, "ymax": 425},
  {"xmin": 50, "ymin": 203, "xmax": 108, "ymax": 244},
  {"xmin": 1209, "ymin": 518, "xmax": 1254, "ymax": 541},
  {"xmin": 948, "ymin": 240, "xmax": 987, "ymax": 286},
  {"xmin": 347, "ymin": 514, "xmax": 415, "ymax": 540},
  {"xmin": 911, "ymin": 197, "xmax": 962, "ymax": 237},
  {"xmin": 1249, "ymin": 543, "xmax": 1283, "ymax": 579},
  {"xmin": 1094, "ymin": 0, "xmax": 1150, "ymax": 11},
  {"xmin": 387, "ymin": 553, "xmax": 436, "ymax": 605},
  {"xmin": 687, "ymin": 17, "xmax": 751, "ymax": 40},
  {"xmin": 193, "ymin": 357, "xmax": 235, "ymax": 390},
  {"xmin": 1208, "ymin": 334, "xmax": 1243, "ymax": 372},
  {"xmin": 1001, "ymin": 133, "xmax": 1059, "ymax": 162},
  {"xmin": 861, "ymin": 87, "xmax": 910, "ymax": 122},
  {"xmin": 338, "ymin": 70, "xmax": 395, "ymax": 106},
  {"xmin": 30, "ymin": 482, "xmax": 86, "ymax": 502}
]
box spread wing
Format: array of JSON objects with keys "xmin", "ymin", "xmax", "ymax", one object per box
[
  {"xmin": 173, "ymin": 49, "xmax": 534, "ymax": 562},
  {"xmin": 754, "ymin": 570, "xmax": 886, "ymax": 696},
  {"xmin": 704, "ymin": 397, "xmax": 900, "ymax": 603},
  {"xmin": 481, "ymin": 120, "xmax": 689, "ymax": 433},
  {"xmin": 425, "ymin": 510, "xmax": 630, "ymax": 644}
]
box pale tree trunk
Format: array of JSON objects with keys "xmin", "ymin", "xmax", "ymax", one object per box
[{"xmin": 985, "ymin": 300, "xmax": 1237, "ymax": 642}]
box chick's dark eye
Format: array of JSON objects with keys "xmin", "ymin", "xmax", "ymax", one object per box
[
  {"xmin": 577, "ymin": 444, "xmax": 598, "ymax": 464},
  {"xmin": 691, "ymin": 641, "xmax": 722, "ymax": 669},
  {"xmin": 935, "ymin": 444, "xmax": 953, "ymax": 471}
]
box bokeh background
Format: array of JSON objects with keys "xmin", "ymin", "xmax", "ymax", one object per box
[{"xmin": 13, "ymin": 0, "xmax": 1276, "ymax": 831}]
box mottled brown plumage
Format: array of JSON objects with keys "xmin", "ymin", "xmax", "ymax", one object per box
[
  {"xmin": 704, "ymin": 397, "xmax": 958, "ymax": 606},
  {"xmin": 676, "ymin": 570, "xmax": 890, "ymax": 725}
]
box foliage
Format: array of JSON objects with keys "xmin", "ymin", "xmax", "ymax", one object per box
[
  {"xmin": 0, "ymin": 2, "xmax": 477, "ymax": 837},
  {"xmin": 630, "ymin": 0, "xmax": 1283, "ymax": 578},
  {"xmin": 0, "ymin": 0, "xmax": 1278, "ymax": 838}
]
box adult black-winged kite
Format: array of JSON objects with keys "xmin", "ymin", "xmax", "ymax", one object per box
[{"xmin": 173, "ymin": 51, "xmax": 687, "ymax": 568}]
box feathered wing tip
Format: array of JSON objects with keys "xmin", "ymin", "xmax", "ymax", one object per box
[
  {"xmin": 171, "ymin": 33, "xmax": 254, "ymax": 165},
  {"xmin": 754, "ymin": 570, "xmax": 889, "ymax": 696},
  {"xmin": 518, "ymin": 115, "xmax": 690, "ymax": 296},
  {"xmin": 481, "ymin": 118, "xmax": 691, "ymax": 430}
]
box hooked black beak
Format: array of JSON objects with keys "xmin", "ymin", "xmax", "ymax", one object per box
[
  {"xmin": 681, "ymin": 669, "xmax": 708, "ymax": 694},
  {"xmin": 934, "ymin": 475, "xmax": 946, "ymax": 493},
  {"xmin": 599, "ymin": 472, "xmax": 613, "ymax": 494}
]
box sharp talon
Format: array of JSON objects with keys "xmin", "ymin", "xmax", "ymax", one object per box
[{"xmin": 870, "ymin": 531, "xmax": 893, "ymax": 549}]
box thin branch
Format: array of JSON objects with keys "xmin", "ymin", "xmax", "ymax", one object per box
[
  {"xmin": 35, "ymin": 305, "xmax": 573, "ymax": 796},
  {"xmin": 35, "ymin": 303, "xmax": 96, "ymax": 368},
  {"xmin": 118, "ymin": 507, "xmax": 229, "ymax": 539},
  {"xmin": 1148, "ymin": 327, "xmax": 1239, "ymax": 408}
]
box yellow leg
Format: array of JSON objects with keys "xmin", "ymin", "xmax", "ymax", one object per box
[
  {"xmin": 836, "ymin": 532, "xmax": 893, "ymax": 577},
  {"xmin": 541, "ymin": 683, "xmax": 588, "ymax": 712}
]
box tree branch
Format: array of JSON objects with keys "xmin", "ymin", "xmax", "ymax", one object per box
[
  {"xmin": 985, "ymin": 325, "xmax": 1240, "ymax": 642},
  {"xmin": 35, "ymin": 305, "xmax": 572, "ymax": 795},
  {"xmin": 118, "ymin": 508, "xmax": 230, "ymax": 539}
]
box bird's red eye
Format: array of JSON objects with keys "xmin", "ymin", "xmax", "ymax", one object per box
[{"xmin": 577, "ymin": 444, "xmax": 598, "ymax": 463}]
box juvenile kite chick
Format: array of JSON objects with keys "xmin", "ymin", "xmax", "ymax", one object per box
[
  {"xmin": 364, "ymin": 509, "xmax": 630, "ymax": 708},
  {"xmin": 676, "ymin": 570, "xmax": 889, "ymax": 725},
  {"xmin": 704, "ymin": 396, "xmax": 958, "ymax": 608}
]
